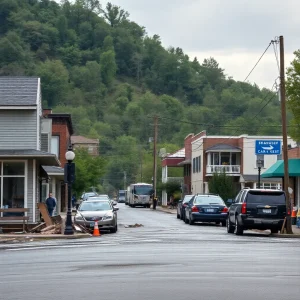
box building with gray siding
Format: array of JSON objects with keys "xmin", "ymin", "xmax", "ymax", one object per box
[{"xmin": 0, "ymin": 77, "xmax": 59, "ymax": 224}]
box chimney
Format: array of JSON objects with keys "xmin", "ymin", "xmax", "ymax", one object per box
[{"xmin": 43, "ymin": 108, "xmax": 52, "ymax": 117}]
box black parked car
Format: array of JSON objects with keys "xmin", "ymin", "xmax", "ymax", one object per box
[
  {"xmin": 184, "ymin": 194, "xmax": 228, "ymax": 226},
  {"xmin": 227, "ymin": 188, "xmax": 286, "ymax": 235},
  {"xmin": 177, "ymin": 195, "xmax": 194, "ymax": 220}
]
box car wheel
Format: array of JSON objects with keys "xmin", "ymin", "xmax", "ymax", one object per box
[
  {"xmin": 271, "ymin": 228, "xmax": 278, "ymax": 234},
  {"xmin": 110, "ymin": 224, "xmax": 117, "ymax": 233},
  {"xmin": 234, "ymin": 217, "xmax": 244, "ymax": 235},
  {"xmin": 184, "ymin": 215, "xmax": 189, "ymax": 224},
  {"xmin": 177, "ymin": 212, "xmax": 180, "ymax": 219},
  {"xmin": 226, "ymin": 218, "xmax": 234, "ymax": 233},
  {"xmin": 189, "ymin": 216, "xmax": 194, "ymax": 225},
  {"xmin": 181, "ymin": 212, "xmax": 185, "ymax": 221}
]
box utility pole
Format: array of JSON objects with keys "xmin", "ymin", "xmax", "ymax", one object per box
[
  {"xmin": 124, "ymin": 171, "xmax": 127, "ymax": 191},
  {"xmin": 140, "ymin": 145, "xmax": 143, "ymax": 182},
  {"xmin": 153, "ymin": 115, "xmax": 158, "ymax": 198},
  {"xmin": 279, "ymin": 35, "xmax": 292, "ymax": 234}
]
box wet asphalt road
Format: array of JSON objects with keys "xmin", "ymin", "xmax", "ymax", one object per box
[{"xmin": 0, "ymin": 203, "xmax": 300, "ymax": 300}]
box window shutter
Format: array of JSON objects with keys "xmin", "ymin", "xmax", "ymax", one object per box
[{"xmin": 41, "ymin": 133, "xmax": 49, "ymax": 152}]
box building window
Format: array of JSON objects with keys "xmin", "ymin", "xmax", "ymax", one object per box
[
  {"xmin": 51, "ymin": 136, "xmax": 60, "ymax": 157},
  {"xmin": 260, "ymin": 183, "xmax": 280, "ymax": 190},
  {"xmin": 193, "ymin": 158, "xmax": 196, "ymax": 173},
  {"xmin": 0, "ymin": 162, "xmax": 25, "ymax": 214},
  {"xmin": 88, "ymin": 146, "xmax": 93, "ymax": 154},
  {"xmin": 198, "ymin": 156, "xmax": 201, "ymax": 172}
]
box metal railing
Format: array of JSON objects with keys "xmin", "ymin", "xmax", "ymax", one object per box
[{"xmin": 206, "ymin": 165, "xmax": 240, "ymax": 174}]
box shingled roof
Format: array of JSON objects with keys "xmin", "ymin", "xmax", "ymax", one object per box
[
  {"xmin": 71, "ymin": 135, "xmax": 99, "ymax": 144},
  {"xmin": 0, "ymin": 77, "xmax": 39, "ymax": 106}
]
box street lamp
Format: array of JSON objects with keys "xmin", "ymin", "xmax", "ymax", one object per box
[
  {"xmin": 256, "ymin": 159, "xmax": 263, "ymax": 189},
  {"xmin": 64, "ymin": 145, "xmax": 75, "ymax": 235}
]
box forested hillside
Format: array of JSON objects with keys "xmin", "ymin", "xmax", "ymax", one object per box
[{"xmin": 0, "ymin": 0, "xmax": 286, "ymax": 191}]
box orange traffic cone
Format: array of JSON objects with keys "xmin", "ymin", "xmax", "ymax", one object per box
[
  {"xmin": 291, "ymin": 207, "xmax": 297, "ymax": 225},
  {"xmin": 93, "ymin": 220, "xmax": 100, "ymax": 236}
]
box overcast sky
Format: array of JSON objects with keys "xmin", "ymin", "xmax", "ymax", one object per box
[
  {"xmin": 57, "ymin": 0, "xmax": 300, "ymax": 89},
  {"xmin": 100, "ymin": 0, "xmax": 300, "ymax": 89}
]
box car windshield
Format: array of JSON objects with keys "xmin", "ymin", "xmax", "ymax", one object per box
[
  {"xmin": 183, "ymin": 195, "xmax": 193, "ymax": 203},
  {"xmin": 194, "ymin": 196, "xmax": 224, "ymax": 205},
  {"xmin": 79, "ymin": 201, "xmax": 111, "ymax": 211},
  {"xmin": 246, "ymin": 191, "xmax": 286, "ymax": 204},
  {"xmin": 133, "ymin": 185, "xmax": 153, "ymax": 195}
]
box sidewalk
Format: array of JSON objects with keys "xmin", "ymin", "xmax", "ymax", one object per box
[{"xmin": 155, "ymin": 206, "xmax": 177, "ymax": 214}]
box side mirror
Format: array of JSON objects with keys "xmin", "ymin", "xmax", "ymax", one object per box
[{"xmin": 113, "ymin": 207, "xmax": 119, "ymax": 211}]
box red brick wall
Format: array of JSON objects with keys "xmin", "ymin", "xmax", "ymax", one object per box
[
  {"xmin": 184, "ymin": 134, "xmax": 194, "ymax": 160},
  {"xmin": 42, "ymin": 109, "xmax": 52, "ymax": 117},
  {"xmin": 52, "ymin": 120, "xmax": 70, "ymax": 166},
  {"xmin": 288, "ymin": 147, "xmax": 300, "ymax": 158}
]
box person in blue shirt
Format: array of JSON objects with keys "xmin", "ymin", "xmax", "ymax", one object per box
[
  {"xmin": 45, "ymin": 193, "xmax": 56, "ymax": 216},
  {"xmin": 72, "ymin": 194, "xmax": 76, "ymax": 209}
]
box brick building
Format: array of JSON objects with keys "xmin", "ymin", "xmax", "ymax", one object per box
[
  {"xmin": 71, "ymin": 136, "xmax": 99, "ymax": 156},
  {"xmin": 42, "ymin": 109, "xmax": 74, "ymax": 213}
]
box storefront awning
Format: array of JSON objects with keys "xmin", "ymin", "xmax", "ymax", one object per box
[
  {"xmin": 42, "ymin": 166, "xmax": 64, "ymax": 180},
  {"xmin": 0, "ymin": 149, "xmax": 60, "ymax": 166},
  {"xmin": 261, "ymin": 159, "xmax": 300, "ymax": 178}
]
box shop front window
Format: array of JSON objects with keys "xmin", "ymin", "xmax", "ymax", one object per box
[{"xmin": 0, "ymin": 162, "xmax": 25, "ymax": 215}]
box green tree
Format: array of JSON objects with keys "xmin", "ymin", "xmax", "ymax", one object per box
[
  {"xmin": 101, "ymin": 2, "xmax": 129, "ymax": 27},
  {"xmin": 36, "ymin": 59, "xmax": 69, "ymax": 107},
  {"xmin": 72, "ymin": 148, "xmax": 107, "ymax": 195},
  {"xmin": 287, "ymin": 49, "xmax": 300, "ymax": 141},
  {"xmin": 100, "ymin": 49, "xmax": 117, "ymax": 87},
  {"xmin": 208, "ymin": 172, "xmax": 237, "ymax": 204}
]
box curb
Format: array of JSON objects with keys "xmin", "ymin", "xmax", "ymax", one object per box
[
  {"xmin": 271, "ymin": 234, "xmax": 300, "ymax": 239},
  {"xmin": 0, "ymin": 234, "xmax": 91, "ymax": 240},
  {"xmin": 155, "ymin": 208, "xmax": 177, "ymax": 214}
]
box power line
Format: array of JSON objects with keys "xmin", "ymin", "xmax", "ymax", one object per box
[
  {"xmin": 243, "ymin": 41, "xmax": 272, "ymax": 82},
  {"xmin": 272, "ymin": 38, "xmax": 280, "ymax": 75}
]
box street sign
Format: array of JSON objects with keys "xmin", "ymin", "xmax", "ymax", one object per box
[{"xmin": 255, "ymin": 140, "xmax": 281, "ymax": 155}]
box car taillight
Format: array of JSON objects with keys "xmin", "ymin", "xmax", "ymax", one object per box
[
  {"xmin": 192, "ymin": 206, "xmax": 199, "ymax": 212},
  {"xmin": 222, "ymin": 207, "xmax": 228, "ymax": 213},
  {"xmin": 241, "ymin": 203, "xmax": 247, "ymax": 214}
]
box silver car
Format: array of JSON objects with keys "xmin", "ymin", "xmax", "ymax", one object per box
[
  {"xmin": 87, "ymin": 196, "xmax": 118, "ymax": 206},
  {"xmin": 74, "ymin": 200, "xmax": 118, "ymax": 233}
]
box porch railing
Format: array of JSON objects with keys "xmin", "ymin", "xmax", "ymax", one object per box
[
  {"xmin": 162, "ymin": 177, "xmax": 184, "ymax": 183},
  {"xmin": 206, "ymin": 165, "xmax": 240, "ymax": 174}
]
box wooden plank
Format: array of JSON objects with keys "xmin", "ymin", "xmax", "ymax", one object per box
[
  {"xmin": 0, "ymin": 217, "xmax": 29, "ymax": 220},
  {"xmin": 37, "ymin": 203, "xmax": 53, "ymax": 226},
  {"xmin": 29, "ymin": 222, "xmax": 46, "ymax": 233},
  {"xmin": 0, "ymin": 208, "xmax": 29, "ymax": 213}
]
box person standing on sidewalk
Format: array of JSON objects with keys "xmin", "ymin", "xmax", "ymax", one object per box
[
  {"xmin": 153, "ymin": 196, "xmax": 158, "ymax": 210},
  {"xmin": 45, "ymin": 193, "xmax": 56, "ymax": 217}
]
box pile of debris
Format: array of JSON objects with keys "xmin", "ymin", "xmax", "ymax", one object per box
[
  {"xmin": 124, "ymin": 223, "xmax": 144, "ymax": 228},
  {"xmin": 30, "ymin": 215, "xmax": 63, "ymax": 234}
]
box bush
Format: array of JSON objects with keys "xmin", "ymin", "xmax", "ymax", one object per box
[{"xmin": 208, "ymin": 171, "xmax": 236, "ymax": 204}]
